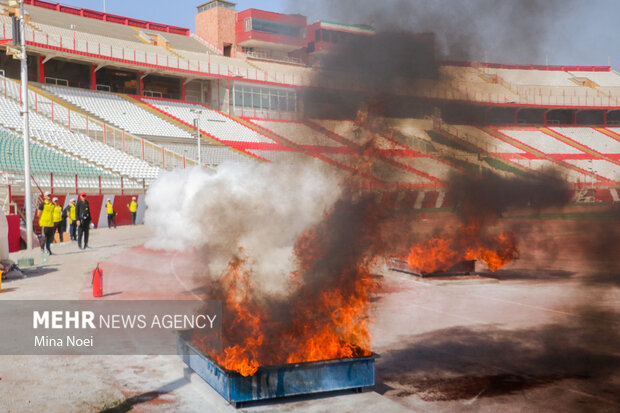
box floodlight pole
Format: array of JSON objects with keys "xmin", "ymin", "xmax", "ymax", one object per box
[
  {"xmin": 195, "ymin": 117, "xmax": 201, "ymax": 166},
  {"xmin": 191, "ymin": 108, "xmax": 202, "ymax": 167},
  {"xmin": 19, "ymin": 0, "xmax": 33, "ymax": 250}
]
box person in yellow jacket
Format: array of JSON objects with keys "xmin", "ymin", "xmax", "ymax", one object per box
[
  {"xmin": 37, "ymin": 191, "xmax": 55, "ymax": 255},
  {"xmin": 52, "ymin": 198, "xmax": 63, "ymax": 241},
  {"xmin": 127, "ymin": 197, "xmax": 138, "ymax": 225},
  {"xmin": 65, "ymin": 199, "xmax": 77, "ymax": 241},
  {"xmin": 106, "ymin": 199, "xmax": 116, "ymax": 229}
]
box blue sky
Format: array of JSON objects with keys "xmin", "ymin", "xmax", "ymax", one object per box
[{"xmin": 62, "ymin": 1, "xmax": 619, "ymax": 68}]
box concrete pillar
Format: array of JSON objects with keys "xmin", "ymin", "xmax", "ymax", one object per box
[
  {"xmin": 38, "ymin": 55, "xmax": 45, "ymax": 83},
  {"xmin": 91, "ymin": 64, "xmax": 96, "ymax": 90}
]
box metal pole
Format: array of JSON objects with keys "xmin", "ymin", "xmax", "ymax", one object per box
[
  {"xmin": 20, "ymin": 0, "xmax": 33, "ymax": 251},
  {"xmin": 196, "ymin": 117, "xmax": 201, "ymax": 166},
  {"xmin": 228, "ymin": 77, "xmax": 231, "ymax": 115},
  {"xmin": 191, "ymin": 109, "xmax": 202, "ymax": 167}
]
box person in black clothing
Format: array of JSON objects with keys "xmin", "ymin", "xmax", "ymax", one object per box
[
  {"xmin": 60, "ymin": 202, "xmax": 69, "ymax": 235},
  {"xmin": 75, "ymin": 192, "xmax": 92, "ymax": 249}
]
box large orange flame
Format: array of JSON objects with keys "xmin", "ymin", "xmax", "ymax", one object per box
[
  {"xmin": 193, "ymin": 202, "xmax": 379, "ymax": 377},
  {"xmin": 407, "ymin": 219, "xmax": 518, "ymax": 274},
  {"xmin": 212, "ymin": 254, "xmax": 265, "ymax": 376}
]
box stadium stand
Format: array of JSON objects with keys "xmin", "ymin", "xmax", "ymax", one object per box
[
  {"xmin": 489, "ymin": 127, "xmax": 619, "ymax": 184},
  {"xmin": 29, "ymin": 19, "xmax": 178, "ymax": 62},
  {"xmin": 22, "ymin": 3, "xmax": 206, "ymax": 53},
  {"xmin": 323, "ymin": 153, "xmax": 436, "ymax": 185},
  {"xmin": 394, "ymin": 156, "xmax": 462, "ymax": 181},
  {"xmin": 0, "ymin": 81, "xmax": 160, "ymax": 180},
  {"xmin": 20, "ymin": 4, "xmax": 198, "ymax": 57},
  {"xmin": 43, "ymin": 86, "xmax": 192, "ymax": 138},
  {"xmin": 438, "ymin": 64, "xmax": 620, "ymax": 106},
  {"xmin": 432, "ymin": 124, "xmax": 615, "ymax": 184},
  {"xmin": 0, "ymin": 128, "xmax": 130, "ymax": 189},
  {"xmin": 30, "ymin": 128, "xmax": 160, "ymax": 180},
  {"xmin": 1, "ymin": 76, "xmax": 103, "ymax": 132},
  {"xmin": 496, "ymin": 128, "xmax": 585, "ymax": 154},
  {"xmin": 250, "ymin": 120, "xmax": 344, "ymax": 147},
  {"xmin": 245, "ymin": 150, "xmax": 312, "ymax": 164},
  {"xmin": 433, "ymin": 125, "xmax": 525, "ymax": 154},
  {"xmin": 507, "ymin": 159, "xmax": 599, "ymax": 184},
  {"xmin": 160, "ymin": 142, "xmax": 256, "ymax": 166},
  {"xmin": 311, "ymin": 119, "xmax": 404, "ymax": 149},
  {"xmin": 141, "ymin": 98, "xmax": 276, "ymax": 144},
  {"xmin": 0, "ymin": 126, "xmax": 112, "ymax": 178},
  {"xmin": 484, "ymin": 68, "xmax": 576, "ymax": 87},
  {"xmin": 603, "ymin": 128, "xmax": 620, "ymax": 140},
  {"xmin": 562, "ymin": 159, "xmax": 620, "ymax": 182},
  {"xmin": 568, "ymin": 71, "xmax": 620, "ymax": 87},
  {"xmin": 550, "ymin": 127, "xmax": 620, "ymax": 154},
  {"xmin": 19, "ymin": 82, "xmax": 191, "ymax": 173}
]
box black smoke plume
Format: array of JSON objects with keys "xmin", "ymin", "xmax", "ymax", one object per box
[
  {"xmin": 300, "ymin": 0, "xmax": 578, "ymax": 119},
  {"xmin": 447, "ymin": 170, "xmax": 573, "ymax": 222},
  {"xmin": 298, "ymin": 0, "xmax": 579, "ymax": 63}
]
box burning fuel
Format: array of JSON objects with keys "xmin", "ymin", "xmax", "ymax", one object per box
[
  {"xmin": 406, "ymin": 219, "xmax": 518, "ymax": 274},
  {"xmin": 192, "ymin": 195, "xmax": 381, "ymax": 376}
]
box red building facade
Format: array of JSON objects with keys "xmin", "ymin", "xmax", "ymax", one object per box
[{"xmin": 195, "ymin": 1, "xmax": 373, "ymax": 64}]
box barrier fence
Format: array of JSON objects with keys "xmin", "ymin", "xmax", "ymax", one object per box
[{"xmin": 4, "ymin": 171, "xmax": 145, "ymax": 195}]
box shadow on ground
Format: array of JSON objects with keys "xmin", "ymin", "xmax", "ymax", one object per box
[
  {"xmin": 99, "ymin": 377, "xmax": 187, "ymax": 412},
  {"xmin": 8, "ymin": 266, "xmax": 60, "ymax": 280},
  {"xmin": 376, "ymin": 316, "xmax": 619, "ymax": 404}
]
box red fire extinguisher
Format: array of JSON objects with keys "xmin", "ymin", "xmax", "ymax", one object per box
[{"xmin": 91, "ymin": 263, "xmax": 103, "ymax": 298}]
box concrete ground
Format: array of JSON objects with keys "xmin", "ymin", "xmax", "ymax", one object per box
[{"xmin": 0, "ymin": 217, "xmax": 618, "ymax": 412}]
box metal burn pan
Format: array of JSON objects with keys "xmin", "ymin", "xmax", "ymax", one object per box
[
  {"xmin": 176, "ymin": 333, "xmax": 376, "ymax": 408},
  {"xmin": 388, "ymin": 257, "xmax": 476, "ymax": 276}
]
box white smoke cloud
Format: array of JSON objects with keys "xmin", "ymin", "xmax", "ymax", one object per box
[{"xmin": 144, "ymin": 160, "xmax": 344, "ymax": 296}]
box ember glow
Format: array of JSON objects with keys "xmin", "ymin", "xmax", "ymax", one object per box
[{"xmin": 407, "ymin": 219, "xmax": 519, "ymax": 274}]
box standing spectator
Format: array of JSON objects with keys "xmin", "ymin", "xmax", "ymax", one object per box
[
  {"xmin": 62, "ymin": 200, "xmax": 72, "ymax": 239},
  {"xmin": 52, "ymin": 197, "xmax": 63, "ymax": 240},
  {"xmin": 76, "ymin": 192, "xmax": 92, "ymax": 249},
  {"xmin": 60, "ymin": 200, "xmax": 68, "ymax": 236},
  {"xmin": 128, "ymin": 197, "xmax": 138, "ymax": 225},
  {"xmin": 106, "ymin": 200, "xmax": 117, "ymax": 229},
  {"xmin": 37, "ymin": 191, "xmax": 55, "ymax": 255},
  {"xmin": 67, "ymin": 199, "xmax": 77, "ymax": 241}
]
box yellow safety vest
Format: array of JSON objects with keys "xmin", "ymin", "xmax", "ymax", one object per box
[
  {"xmin": 53, "ymin": 205, "xmax": 62, "ymax": 223},
  {"xmin": 70, "ymin": 204, "xmax": 76, "ymax": 221},
  {"xmin": 106, "ymin": 202, "xmax": 114, "ymax": 214},
  {"xmin": 129, "ymin": 200, "xmax": 137, "ymax": 213},
  {"xmin": 38, "ymin": 201, "xmax": 55, "ymax": 228}
]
